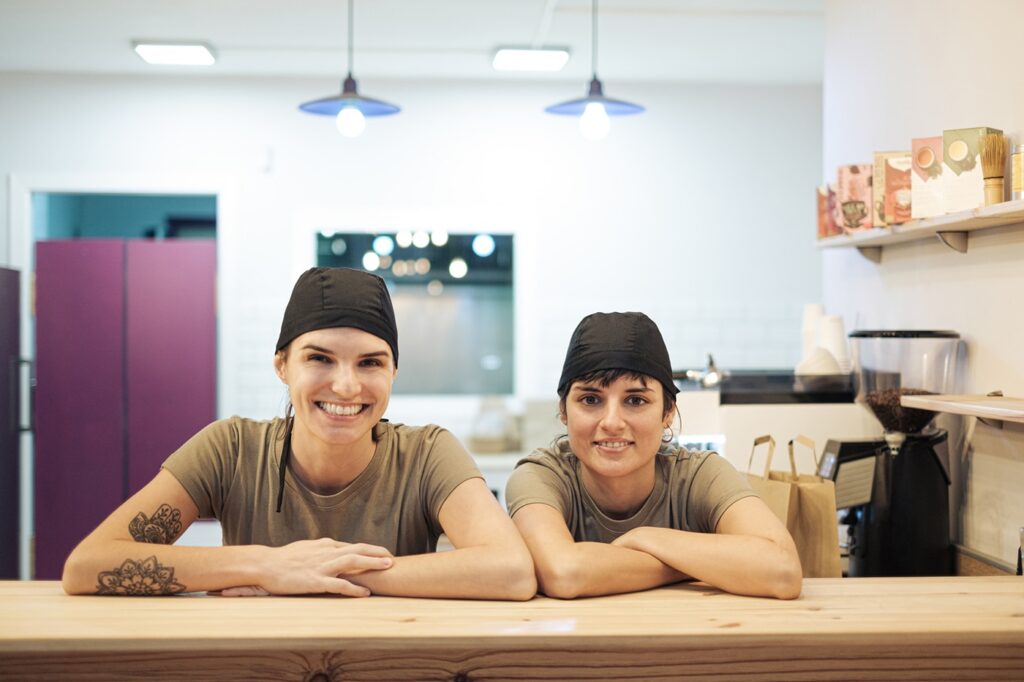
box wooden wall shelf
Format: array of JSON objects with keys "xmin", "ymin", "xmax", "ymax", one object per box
[
  {"xmin": 817, "ymin": 199, "xmax": 1024, "ymax": 263},
  {"xmin": 900, "ymin": 394, "xmax": 1024, "ymax": 426}
]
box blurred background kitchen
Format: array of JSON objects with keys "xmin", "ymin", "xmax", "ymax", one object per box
[{"xmin": 0, "ymin": 1, "xmax": 1021, "ymax": 582}]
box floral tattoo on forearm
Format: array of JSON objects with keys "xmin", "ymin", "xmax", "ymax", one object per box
[
  {"xmin": 129, "ymin": 504, "xmax": 183, "ymax": 544},
  {"xmin": 96, "ymin": 556, "xmax": 187, "ymax": 595}
]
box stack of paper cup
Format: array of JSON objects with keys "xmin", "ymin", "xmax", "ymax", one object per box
[
  {"xmin": 819, "ymin": 315, "xmax": 851, "ymax": 373},
  {"xmin": 801, "ymin": 304, "xmax": 825, "ymax": 362}
]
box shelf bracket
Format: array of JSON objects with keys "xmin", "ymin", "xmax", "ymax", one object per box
[
  {"xmin": 856, "ymin": 246, "xmax": 882, "ymax": 263},
  {"xmin": 936, "ymin": 231, "xmax": 968, "ymax": 253},
  {"xmin": 978, "ymin": 390, "xmax": 1005, "ymax": 429}
]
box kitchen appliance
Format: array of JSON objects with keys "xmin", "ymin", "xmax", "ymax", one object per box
[
  {"xmin": 849, "ymin": 330, "xmax": 960, "ymax": 455},
  {"xmin": 821, "ymin": 433, "xmax": 953, "ymax": 576},
  {"xmin": 830, "ymin": 330, "xmax": 962, "ymax": 577}
]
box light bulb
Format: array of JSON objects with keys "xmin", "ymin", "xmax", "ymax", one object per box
[
  {"xmin": 372, "ymin": 235, "xmax": 394, "ymax": 256},
  {"xmin": 335, "ymin": 106, "xmax": 366, "ymax": 137},
  {"xmin": 362, "ymin": 251, "xmax": 380, "ymax": 271},
  {"xmin": 472, "ymin": 234, "xmax": 496, "ymax": 258},
  {"xmin": 579, "ymin": 102, "xmax": 610, "ymax": 141},
  {"xmin": 449, "ymin": 258, "xmax": 468, "ymax": 279},
  {"xmin": 412, "ymin": 230, "xmax": 430, "ymax": 248}
]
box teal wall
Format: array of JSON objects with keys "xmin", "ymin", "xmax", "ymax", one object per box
[{"xmin": 33, "ymin": 193, "xmax": 215, "ymax": 240}]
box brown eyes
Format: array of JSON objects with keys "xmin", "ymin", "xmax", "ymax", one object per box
[{"xmin": 576, "ymin": 394, "xmax": 649, "ymax": 407}]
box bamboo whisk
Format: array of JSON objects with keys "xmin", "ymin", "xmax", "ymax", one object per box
[{"xmin": 981, "ymin": 133, "xmax": 1006, "ymax": 205}]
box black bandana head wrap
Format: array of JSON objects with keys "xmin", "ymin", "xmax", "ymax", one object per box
[
  {"xmin": 275, "ymin": 267, "xmax": 398, "ymax": 367},
  {"xmin": 557, "ymin": 311, "xmax": 679, "ymax": 399}
]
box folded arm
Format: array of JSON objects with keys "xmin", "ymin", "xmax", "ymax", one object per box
[
  {"xmin": 512, "ymin": 503, "xmax": 686, "ymax": 599},
  {"xmin": 346, "ymin": 478, "xmax": 537, "ymax": 601},
  {"xmin": 611, "ymin": 496, "xmax": 803, "ymax": 599},
  {"xmin": 61, "ymin": 469, "xmax": 392, "ymax": 597}
]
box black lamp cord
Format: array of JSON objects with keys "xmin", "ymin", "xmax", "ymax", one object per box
[
  {"xmin": 346, "ymin": 0, "xmax": 355, "ymax": 81},
  {"xmin": 591, "ymin": 0, "xmax": 598, "ymax": 81}
]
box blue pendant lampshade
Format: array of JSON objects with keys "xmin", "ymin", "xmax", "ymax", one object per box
[
  {"xmin": 299, "ymin": 75, "xmax": 401, "ymax": 117},
  {"xmin": 545, "ymin": 0, "xmax": 643, "ymax": 139},
  {"xmin": 299, "ymin": 0, "xmax": 399, "ymax": 136},
  {"xmin": 544, "ymin": 77, "xmax": 644, "ymax": 116}
]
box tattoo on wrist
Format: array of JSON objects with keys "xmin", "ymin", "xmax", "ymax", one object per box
[
  {"xmin": 129, "ymin": 504, "xmax": 183, "ymax": 544},
  {"xmin": 96, "ymin": 556, "xmax": 187, "ymax": 595}
]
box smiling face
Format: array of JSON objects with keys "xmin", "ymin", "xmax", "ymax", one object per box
[
  {"xmin": 561, "ymin": 372, "xmax": 675, "ymax": 485},
  {"xmin": 274, "ymin": 327, "xmax": 396, "ymax": 458}
]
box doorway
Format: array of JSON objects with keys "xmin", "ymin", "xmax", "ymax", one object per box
[{"xmin": 8, "ymin": 173, "xmax": 236, "ymax": 579}]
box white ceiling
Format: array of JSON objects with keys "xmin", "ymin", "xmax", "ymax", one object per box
[{"xmin": 0, "ymin": 0, "xmax": 823, "ymax": 84}]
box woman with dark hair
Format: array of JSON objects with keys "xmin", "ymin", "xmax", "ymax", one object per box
[
  {"xmin": 63, "ymin": 267, "xmax": 535, "ymax": 600},
  {"xmin": 506, "ymin": 312, "xmax": 801, "ymax": 599}
]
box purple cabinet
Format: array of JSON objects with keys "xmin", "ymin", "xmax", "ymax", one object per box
[
  {"xmin": 125, "ymin": 241, "xmax": 216, "ymax": 493},
  {"xmin": 34, "ymin": 240, "xmax": 215, "ymax": 579}
]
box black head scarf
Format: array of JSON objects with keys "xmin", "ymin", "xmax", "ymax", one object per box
[
  {"xmin": 557, "ymin": 311, "xmax": 679, "ymax": 399},
  {"xmin": 275, "ymin": 267, "xmax": 398, "ymax": 364},
  {"xmin": 274, "ymin": 267, "xmax": 398, "ymax": 512}
]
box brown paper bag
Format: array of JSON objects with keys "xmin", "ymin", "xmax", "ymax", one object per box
[{"xmin": 746, "ymin": 434, "xmax": 842, "ymax": 578}]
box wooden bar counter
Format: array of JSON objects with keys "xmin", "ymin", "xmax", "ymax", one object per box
[{"xmin": 1, "ymin": 577, "xmax": 1022, "ymax": 680}]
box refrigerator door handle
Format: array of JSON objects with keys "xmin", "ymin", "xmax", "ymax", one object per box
[{"xmin": 17, "ymin": 358, "xmax": 33, "ymax": 433}]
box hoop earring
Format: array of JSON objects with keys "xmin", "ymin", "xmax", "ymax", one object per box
[{"xmin": 662, "ymin": 425, "xmax": 675, "ymax": 444}]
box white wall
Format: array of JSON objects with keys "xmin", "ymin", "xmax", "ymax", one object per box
[
  {"xmin": 823, "ymin": 0, "xmax": 1024, "ymax": 566},
  {"xmin": 0, "ymin": 73, "xmax": 821, "ymax": 434}
]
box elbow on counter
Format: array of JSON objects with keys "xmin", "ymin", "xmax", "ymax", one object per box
[
  {"xmin": 770, "ymin": 558, "xmax": 804, "ymax": 600},
  {"xmin": 535, "ymin": 561, "xmax": 583, "ymax": 600},
  {"xmin": 60, "ymin": 549, "xmax": 92, "ymax": 595},
  {"xmin": 773, "ymin": 575, "xmax": 803, "ymax": 600},
  {"xmin": 502, "ymin": 548, "xmax": 539, "ymax": 601}
]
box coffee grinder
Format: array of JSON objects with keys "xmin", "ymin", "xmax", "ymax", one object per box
[{"xmin": 826, "ymin": 330, "xmax": 961, "ymax": 577}]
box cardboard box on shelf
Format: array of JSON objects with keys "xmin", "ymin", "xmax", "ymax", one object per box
[
  {"xmin": 873, "ymin": 151, "xmax": 912, "ymax": 226},
  {"xmin": 817, "ymin": 185, "xmax": 841, "ymax": 238},
  {"xmin": 911, "ymin": 136, "xmax": 944, "ymax": 219},
  {"xmin": 943, "ymin": 126, "xmax": 1002, "ymax": 213},
  {"xmin": 837, "ymin": 164, "xmax": 873, "ymax": 233}
]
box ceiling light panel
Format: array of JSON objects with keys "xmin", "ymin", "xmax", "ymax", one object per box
[
  {"xmin": 133, "ymin": 43, "xmax": 216, "ymax": 66},
  {"xmin": 492, "ymin": 48, "xmax": 570, "ymax": 72}
]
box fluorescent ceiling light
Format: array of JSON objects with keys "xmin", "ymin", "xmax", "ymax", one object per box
[
  {"xmin": 133, "ymin": 42, "xmax": 216, "ymax": 66},
  {"xmin": 492, "ymin": 48, "xmax": 569, "ymax": 72}
]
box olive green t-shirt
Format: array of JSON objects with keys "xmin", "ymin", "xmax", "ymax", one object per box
[
  {"xmin": 162, "ymin": 417, "xmax": 482, "ymax": 555},
  {"xmin": 505, "ymin": 442, "xmax": 756, "ymax": 543}
]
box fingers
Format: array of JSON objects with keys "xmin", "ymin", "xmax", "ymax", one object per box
[
  {"xmin": 323, "ymin": 577, "xmax": 371, "ymax": 598},
  {"xmin": 220, "ymin": 577, "xmax": 368, "ymax": 593},
  {"xmin": 327, "ymin": 553, "xmax": 394, "ymax": 576},
  {"xmin": 340, "ymin": 543, "xmax": 393, "ymax": 558},
  {"xmin": 219, "ymin": 585, "xmax": 270, "ymax": 597}
]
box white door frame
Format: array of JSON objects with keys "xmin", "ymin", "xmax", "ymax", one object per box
[{"xmin": 6, "ymin": 171, "xmax": 239, "ymax": 579}]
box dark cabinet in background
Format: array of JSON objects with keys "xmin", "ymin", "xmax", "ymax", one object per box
[
  {"xmin": 34, "ymin": 240, "xmax": 215, "ymax": 579},
  {"xmin": 0, "ymin": 267, "xmax": 21, "ymax": 579}
]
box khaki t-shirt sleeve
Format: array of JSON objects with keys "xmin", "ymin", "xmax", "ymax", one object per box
[
  {"xmin": 505, "ymin": 454, "xmax": 572, "ymax": 520},
  {"xmin": 161, "ymin": 418, "xmax": 240, "ymax": 519},
  {"xmin": 685, "ymin": 452, "xmax": 758, "ymax": 533},
  {"xmin": 419, "ymin": 427, "xmax": 484, "ymax": 526}
]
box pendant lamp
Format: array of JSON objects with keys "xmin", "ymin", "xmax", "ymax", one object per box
[
  {"xmin": 545, "ymin": 0, "xmax": 643, "ymax": 140},
  {"xmin": 299, "ymin": 0, "xmax": 400, "ymax": 137}
]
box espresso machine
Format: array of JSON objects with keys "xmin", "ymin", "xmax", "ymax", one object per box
[{"xmin": 820, "ymin": 330, "xmax": 961, "ymax": 577}]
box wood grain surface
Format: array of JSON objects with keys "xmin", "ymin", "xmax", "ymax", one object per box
[{"xmin": 1, "ymin": 578, "xmax": 1022, "ymax": 680}]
